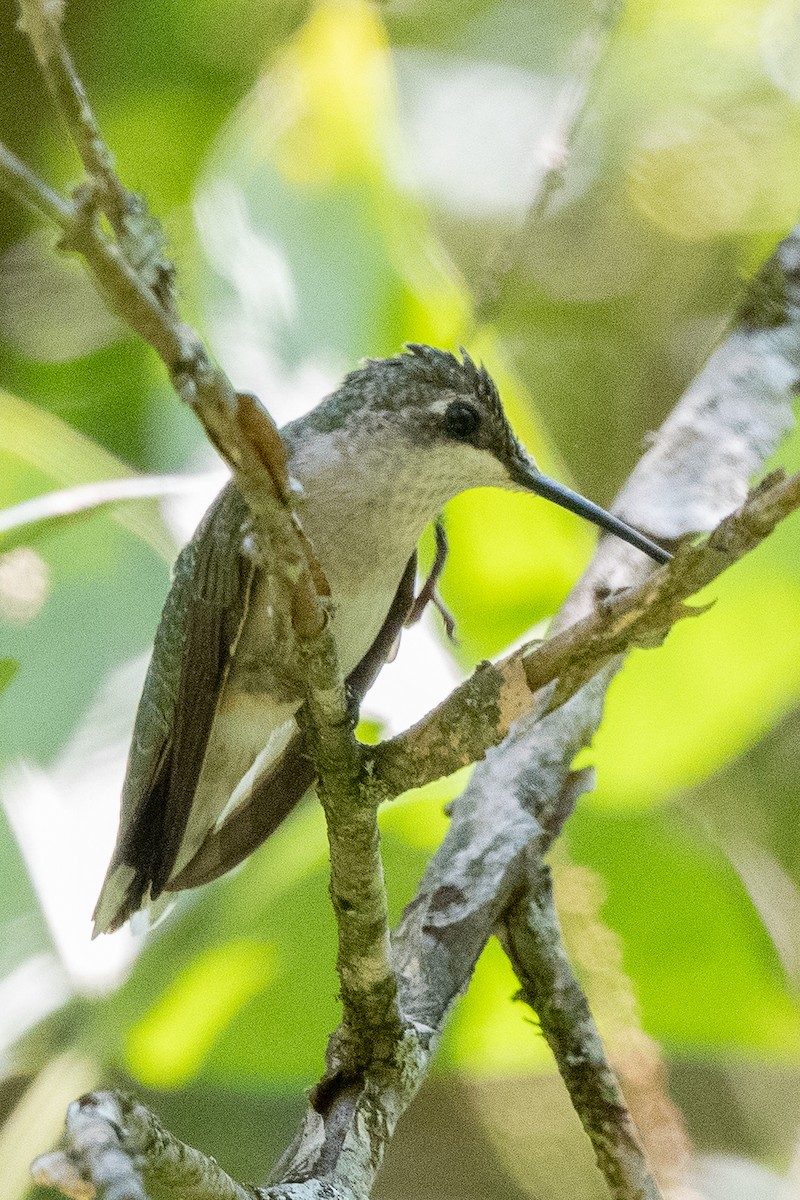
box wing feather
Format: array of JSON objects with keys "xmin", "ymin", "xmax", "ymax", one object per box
[{"xmin": 93, "ymin": 483, "xmax": 253, "ymax": 933}]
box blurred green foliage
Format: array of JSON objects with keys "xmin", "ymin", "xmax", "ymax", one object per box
[{"xmin": 2, "ymin": 0, "xmax": 800, "ymax": 1196}]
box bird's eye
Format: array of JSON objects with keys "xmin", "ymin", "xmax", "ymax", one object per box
[{"xmin": 444, "ymin": 400, "xmax": 481, "ymax": 442}]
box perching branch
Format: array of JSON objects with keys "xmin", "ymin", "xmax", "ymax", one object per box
[
  {"xmin": 299, "ymin": 642, "xmax": 403, "ymax": 1071},
  {"xmin": 369, "ymin": 466, "xmax": 800, "ymax": 797},
  {"xmin": 325, "ymin": 229, "xmax": 800, "ymax": 1200}
]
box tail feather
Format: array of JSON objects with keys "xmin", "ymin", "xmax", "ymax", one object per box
[
  {"xmin": 92, "ymin": 863, "xmax": 142, "ymax": 937},
  {"xmin": 93, "ymin": 728, "xmax": 312, "ymax": 932},
  {"xmin": 92, "ymin": 864, "xmax": 175, "ymax": 938}
]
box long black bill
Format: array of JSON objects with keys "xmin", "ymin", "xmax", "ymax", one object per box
[{"xmin": 509, "ymin": 458, "xmax": 671, "ymax": 565}]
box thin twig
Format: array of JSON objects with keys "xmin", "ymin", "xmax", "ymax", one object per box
[
  {"xmin": 0, "ymin": 141, "xmax": 73, "ymax": 226},
  {"xmin": 0, "ymin": 473, "xmax": 217, "ymax": 537},
  {"xmin": 0, "ymin": 136, "xmax": 323, "ymax": 635},
  {"xmin": 472, "ymin": 0, "xmax": 624, "ymax": 323},
  {"xmin": 18, "ymin": 0, "xmax": 138, "ymax": 236}
]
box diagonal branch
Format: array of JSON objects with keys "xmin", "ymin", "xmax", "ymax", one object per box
[
  {"xmin": 501, "ymin": 864, "xmax": 662, "ymax": 1200},
  {"xmin": 370, "ymin": 467, "xmax": 800, "ymax": 797},
  {"xmin": 7, "ymin": 0, "xmax": 394, "ymax": 1098},
  {"xmin": 476, "ymin": 237, "xmax": 800, "ymax": 1195},
  {"xmin": 17, "ymin": 0, "xmax": 167, "ymax": 279},
  {"xmin": 18, "ymin": 0, "xmax": 120, "ymax": 193}
]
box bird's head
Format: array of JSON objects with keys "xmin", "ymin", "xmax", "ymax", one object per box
[{"xmin": 303, "ymin": 344, "xmax": 669, "ymax": 565}]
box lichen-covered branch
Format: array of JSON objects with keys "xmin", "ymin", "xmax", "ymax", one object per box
[
  {"xmin": 501, "ymin": 866, "xmax": 662, "ymax": 1200},
  {"xmin": 299, "ymin": 646, "xmax": 402, "ymax": 1073},
  {"xmin": 290, "ymin": 226, "xmax": 800, "ymax": 1200},
  {"xmin": 7, "ymin": 0, "xmax": 393, "ymax": 1120},
  {"xmin": 31, "ymin": 1092, "xmax": 257, "ymax": 1200},
  {"xmin": 371, "ymin": 466, "xmax": 800, "ymax": 797},
  {"xmin": 477, "ymin": 233, "xmax": 800, "ymax": 1197}
]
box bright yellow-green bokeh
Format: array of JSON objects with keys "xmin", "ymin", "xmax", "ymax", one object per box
[
  {"xmin": 588, "ymin": 551, "xmax": 800, "ymax": 809},
  {"xmin": 125, "ymin": 939, "xmax": 277, "ymax": 1088}
]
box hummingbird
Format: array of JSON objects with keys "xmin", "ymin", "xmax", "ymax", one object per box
[{"xmin": 93, "ymin": 345, "xmax": 669, "ymax": 935}]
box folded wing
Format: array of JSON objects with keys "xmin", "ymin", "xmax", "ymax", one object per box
[
  {"xmin": 92, "ymin": 484, "xmax": 254, "ymax": 934},
  {"xmin": 95, "ymin": 499, "xmax": 447, "ymax": 932},
  {"xmin": 169, "ymin": 550, "xmax": 420, "ymax": 890}
]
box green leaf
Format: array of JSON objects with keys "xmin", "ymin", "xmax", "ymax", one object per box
[{"xmin": 0, "ymin": 659, "xmax": 18, "ymax": 695}]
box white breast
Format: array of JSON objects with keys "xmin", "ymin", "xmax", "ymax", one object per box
[{"xmin": 329, "ymin": 577, "xmax": 402, "ymax": 676}]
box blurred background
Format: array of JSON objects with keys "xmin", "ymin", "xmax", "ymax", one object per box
[{"xmin": 2, "ymin": 0, "xmax": 800, "ymax": 1196}]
